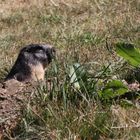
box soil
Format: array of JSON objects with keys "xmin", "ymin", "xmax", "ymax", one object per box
[{"xmin": 0, "ymin": 79, "xmax": 34, "ymax": 139}]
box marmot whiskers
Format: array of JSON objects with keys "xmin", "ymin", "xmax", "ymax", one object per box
[{"xmin": 5, "ymin": 44, "xmax": 55, "ymax": 82}]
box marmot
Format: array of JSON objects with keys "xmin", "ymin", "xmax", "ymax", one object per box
[{"xmin": 5, "ymin": 44, "xmax": 55, "ymax": 82}]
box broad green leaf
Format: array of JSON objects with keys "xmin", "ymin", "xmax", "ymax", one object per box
[
  {"xmin": 116, "ymin": 43, "xmax": 140, "ymax": 67},
  {"xmin": 106, "ymin": 80, "xmax": 127, "ymax": 89},
  {"xmin": 99, "ymin": 80, "xmax": 128, "ymax": 99}
]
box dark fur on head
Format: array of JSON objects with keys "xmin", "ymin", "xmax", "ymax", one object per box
[{"xmin": 5, "ymin": 44, "xmax": 55, "ymax": 82}]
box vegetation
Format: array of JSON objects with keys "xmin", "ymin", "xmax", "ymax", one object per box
[{"xmin": 0, "ymin": 0, "xmax": 139, "ymax": 139}]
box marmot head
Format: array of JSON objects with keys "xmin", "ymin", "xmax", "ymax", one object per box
[
  {"xmin": 5, "ymin": 44, "xmax": 55, "ymax": 82},
  {"xmin": 20, "ymin": 44, "xmax": 55, "ymax": 67}
]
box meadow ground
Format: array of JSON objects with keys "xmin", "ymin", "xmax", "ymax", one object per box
[{"xmin": 0, "ymin": 0, "xmax": 140, "ymax": 139}]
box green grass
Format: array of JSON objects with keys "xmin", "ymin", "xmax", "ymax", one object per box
[{"xmin": 0, "ymin": 0, "xmax": 140, "ymax": 139}]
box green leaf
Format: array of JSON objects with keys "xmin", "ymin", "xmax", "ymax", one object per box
[
  {"xmin": 69, "ymin": 63, "xmax": 81, "ymax": 89},
  {"xmin": 69, "ymin": 63, "xmax": 87, "ymax": 90},
  {"xmin": 100, "ymin": 80, "xmax": 128, "ymax": 100},
  {"xmin": 116, "ymin": 43, "xmax": 140, "ymax": 67},
  {"xmin": 120, "ymin": 99, "xmax": 135, "ymax": 108},
  {"xmin": 106, "ymin": 80, "xmax": 127, "ymax": 89}
]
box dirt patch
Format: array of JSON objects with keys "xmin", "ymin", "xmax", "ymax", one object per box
[{"xmin": 0, "ymin": 79, "xmax": 32, "ymax": 139}]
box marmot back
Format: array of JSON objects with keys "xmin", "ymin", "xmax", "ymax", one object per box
[{"xmin": 5, "ymin": 44, "xmax": 55, "ymax": 82}]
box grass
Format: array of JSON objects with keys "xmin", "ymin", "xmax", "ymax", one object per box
[{"xmin": 0, "ymin": 0, "xmax": 140, "ymax": 139}]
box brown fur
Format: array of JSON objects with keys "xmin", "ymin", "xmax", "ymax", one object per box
[{"xmin": 29, "ymin": 63, "xmax": 45, "ymax": 81}]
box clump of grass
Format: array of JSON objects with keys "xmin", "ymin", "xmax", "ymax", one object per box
[{"xmin": 8, "ymin": 58, "xmax": 139, "ymax": 140}]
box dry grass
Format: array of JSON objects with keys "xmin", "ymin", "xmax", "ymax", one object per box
[{"xmin": 0, "ymin": 0, "xmax": 140, "ymax": 139}]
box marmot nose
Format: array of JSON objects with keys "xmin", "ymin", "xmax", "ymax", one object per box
[{"xmin": 42, "ymin": 44, "xmax": 56, "ymax": 58}]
